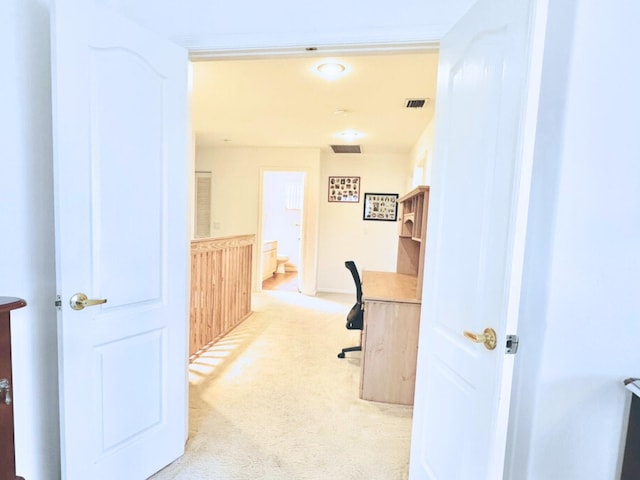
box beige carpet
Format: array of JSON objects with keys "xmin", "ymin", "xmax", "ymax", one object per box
[{"xmin": 151, "ymin": 291, "xmax": 413, "ymax": 480}]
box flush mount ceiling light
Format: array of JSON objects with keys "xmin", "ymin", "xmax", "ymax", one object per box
[
  {"xmin": 318, "ymin": 62, "xmax": 345, "ymax": 74},
  {"xmin": 312, "ymin": 59, "xmax": 350, "ymax": 80},
  {"xmin": 335, "ymin": 130, "xmax": 365, "ymax": 142}
]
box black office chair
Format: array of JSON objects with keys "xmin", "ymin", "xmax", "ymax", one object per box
[{"xmin": 337, "ymin": 261, "xmax": 364, "ymax": 359}]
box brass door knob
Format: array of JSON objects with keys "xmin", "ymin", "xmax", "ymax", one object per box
[
  {"xmin": 69, "ymin": 293, "xmax": 107, "ymax": 311},
  {"xmin": 463, "ymin": 327, "xmax": 497, "ymax": 350}
]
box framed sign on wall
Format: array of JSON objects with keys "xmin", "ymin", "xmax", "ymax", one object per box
[
  {"xmin": 328, "ymin": 176, "xmax": 360, "ymax": 203},
  {"xmin": 363, "ymin": 193, "xmax": 398, "ymax": 221}
]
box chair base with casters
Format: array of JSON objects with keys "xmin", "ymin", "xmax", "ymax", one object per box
[
  {"xmin": 337, "ymin": 261, "xmax": 364, "ymax": 358},
  {"xmin": 337, "ymin": 345, "xmax": 360, "ymax": 359}
]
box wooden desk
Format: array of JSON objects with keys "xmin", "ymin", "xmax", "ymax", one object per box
[
  {"xmin": 356, "ymin": 187, "xmax": 429, "ymax": 405},
  {"xmin": 360, "ymin": 271, "xmax": 421, "ymax": 405}
]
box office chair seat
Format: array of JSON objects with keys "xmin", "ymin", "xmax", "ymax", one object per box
[{"xmin": 338, "ymin": 261, "xmax": 364, "ymax": 359}]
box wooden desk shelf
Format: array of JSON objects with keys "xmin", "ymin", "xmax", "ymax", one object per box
[
  {"xmin": 358, "ymin": 185, "xmax": 430, "ymax": 406},
  {"xmin": 399, "ymin": 214, "xmax": 415, "ymax": 238},
  {"xmin": 396, "ymin": 186, "xmax": 430, "ymax": 300}
]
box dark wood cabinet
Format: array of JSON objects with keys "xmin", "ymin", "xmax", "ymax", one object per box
[
  {"xmin": 623, "ymin": 379, "xmax": 640, "ymax": 480},
  {"xmin": 0, "ymin": 297, "xmax": 26, "ymax": 480}
]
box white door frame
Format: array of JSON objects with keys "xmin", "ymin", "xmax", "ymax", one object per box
[
  {"xmin": 183, "ymin": 33, "xmax": 535, "ymax": 476},
  {"xmin": 257, "ymin": 168, "xmax": 306, "ymax": 292},
  {"xmin": 189, "ymin": 43, "xmax": 439, "ymax": 298}
]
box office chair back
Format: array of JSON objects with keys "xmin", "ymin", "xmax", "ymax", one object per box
[
  {"xmin": 344, "ymin": 260, "xmax": 362, "ymax": 305},
  {"xmin": 338, "ymin": 261, "xmax": 364, "ymax": 358}
]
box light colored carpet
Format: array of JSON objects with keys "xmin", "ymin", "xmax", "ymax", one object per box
[{"xmin": 151, "ymin": 291, "xmax": 413, "ymax": 480}]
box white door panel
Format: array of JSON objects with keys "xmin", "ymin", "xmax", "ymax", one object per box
[
  {"xmin": 409, "ymin": 0, "xmax": 539, "ymax": 478},
  {"xmin": 51, "ymin": 1, "xmax": 189, "ymax": 478},
  {"xmin": 91, "ymin": 50, "xmax": 165, "ymax": 306}
]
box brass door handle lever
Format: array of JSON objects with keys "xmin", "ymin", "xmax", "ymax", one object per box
[{"xmin": 463, "ymin": 327, "xmax": 497, "ymax": 350}]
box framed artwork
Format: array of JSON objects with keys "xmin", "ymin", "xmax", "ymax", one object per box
[
  {"xmin": 363, "ymin": 192, "xmax": 399, "ymax": 221},
  {"xmin": 328, "ymin": 176, "xmax": 360, "ymax": 203}
]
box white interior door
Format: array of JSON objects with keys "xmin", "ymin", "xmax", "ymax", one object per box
[
  {"xmin": 409, "ymin": 0, "xmax": 540, "ymax": 478},
  {"xmin": 51, "ymin": 1, "xmax": 189, "ymax": 478}
]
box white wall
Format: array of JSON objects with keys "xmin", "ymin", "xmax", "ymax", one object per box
[
  {"xmin": 1, "ymin": 1, "xmax": 61, "ymax": 479},
  {"xmin": 197, "ymin": 146, "xmax": 410, "ymax": 295},
  {"xmin": 506, "ymin": 2, "xmax": 640, "ymax": 479},
  {"xmin": 317, "ymin": 152, "xmax": 409, "ymax": 293},
  {"xmin": 409, "ymin": 120, "xmax": 437, "ymax": 188},
  {"xmin": 196, "ymin": 146, "xmax": 320, "ymax": 294},
  {"xmin": 107, "ymin": 0, "xmax": 476, "ymax": 50}
]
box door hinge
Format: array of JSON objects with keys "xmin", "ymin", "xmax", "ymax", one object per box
[
  {"xmin": 505, "ymin": 334, "xmax": 519, "ymax": 354},
  {"xmin": 55, "ymin": 295, "xmax": 62, "ymax": 309}
]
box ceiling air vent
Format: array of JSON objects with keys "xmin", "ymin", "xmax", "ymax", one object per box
[
  {"xmin": 330, "ymin": 145, "xmax": 362, "ymax": 154},
  {"xmin": 405, "ymin": 98, "xmax": 428, "ymax": 109}
]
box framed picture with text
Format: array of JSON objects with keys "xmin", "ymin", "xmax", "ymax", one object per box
[
  {"xmin": 328, "ymin": 176, "xmax": 360, "ymax": 202},
  {"xmin": 363, "ymin": 192, "xmax": 398, "ymax": 221}
]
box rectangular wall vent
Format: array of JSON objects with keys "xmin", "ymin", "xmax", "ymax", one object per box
[
  {"xmin": 405, "ymin": 98, "xmax": 428, "ymax": 109},
  {"xmin": 330, "ymin": 145, "xmax": 362, "ymax": 154}
]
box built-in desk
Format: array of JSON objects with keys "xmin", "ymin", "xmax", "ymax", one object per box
[
  {"xmin": 360, "ymin": 271, "xmax": 421, "ymax": 405},
  {"xmin": 355, "ymin": 186, "xmax": 429, "ymax": 405}
]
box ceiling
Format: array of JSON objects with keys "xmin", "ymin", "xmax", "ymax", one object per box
[{"xmin": 190, "ymin": 52, "xmax": 440, "ymax": 155}]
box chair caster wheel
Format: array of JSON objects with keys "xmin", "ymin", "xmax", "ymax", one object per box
[{"xmin": 337, "ymin": 352, "xmax": 345, "ymax": 359}]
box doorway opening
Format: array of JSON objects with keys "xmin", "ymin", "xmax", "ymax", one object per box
[{"xmin": 260, "ymin": 170, "xmax": 305, "ymax": 292}]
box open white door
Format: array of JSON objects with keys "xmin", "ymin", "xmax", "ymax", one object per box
[
  {"xmin": 409, "ymin": 0, "xmax": 542, "ymax": 478},
  {"xmin": 50, "ymin": 1, "xmax": 189, "ymax": 478}
]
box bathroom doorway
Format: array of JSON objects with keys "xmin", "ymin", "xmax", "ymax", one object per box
[{"xmin": 260, "ymin": 170, "xmax": 305, "ymax": 292}]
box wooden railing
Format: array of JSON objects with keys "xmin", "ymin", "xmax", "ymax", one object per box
[{"xmin": 189, "ymin": 235, "xmax": 254, "ymax": 358}]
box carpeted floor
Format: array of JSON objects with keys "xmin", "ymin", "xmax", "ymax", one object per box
[{"xmin": 150, "ymin": 291, "xmax": 413, "ymax": 480}]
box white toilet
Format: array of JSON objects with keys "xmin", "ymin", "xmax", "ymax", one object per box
[{"xmin": 275, "ymin": 255, "xmax": 289, "ymax": 274}]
